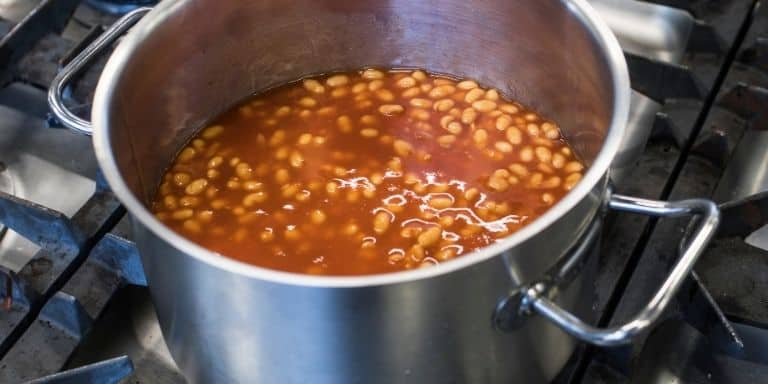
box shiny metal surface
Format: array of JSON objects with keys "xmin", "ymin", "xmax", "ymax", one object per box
[
  {"xmin": 494, "ymin": 214, "xmax": 602, "ymax": 333},
  {"xmin": 589, "ymin": 0, "xmax": 693, "ymax": 182},
  {"xmin": 522, "ymin": 194, "xmax": 720, "ymax": 346},
  {"xmin": 611, "ymin": 91, "xmax": 661, "ymax": 183},
  {"xmin": 64, "ymin": 286, "xmax": 184, "ymax": 383},
  {"xmin": 0, "ymin": 86, "xmax": 96, "ymax": 271},
  {"xmin": 590, "ymin": 0, "xmax": 694, "ymax": 63},
  {"xmin": 713, "ymin": 126, "xmax": 768, "ymax": 275},
  {"xmin": 745, "ymin": 224, "xmax": 768, "ymax": 252},
  {"xmin": 48, "ymin": 7, "xmax": 149, "ymax": 136},
  {"xmin": 713, "ymin": 130, "xmax": 768, "ymax": 203},
  {"xmin": 27, "ymin": 356, "xmax": 133, "ymax": 384},
  {"xmin": 59, "ymin": 0, "xmax": 633, "ymax": 382},
  {"xmin": 0, "ymin": 0, "xmax": 42, "ymax": 23}
]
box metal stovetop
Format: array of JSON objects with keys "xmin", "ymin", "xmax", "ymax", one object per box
[{"xmin": 0, "ymin": 0, "xmax": 766, "ymax": 383}]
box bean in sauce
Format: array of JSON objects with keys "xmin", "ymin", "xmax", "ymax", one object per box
[{"xmin": 151, "ymin": 68, "xmax": 586, "ymax": 275}]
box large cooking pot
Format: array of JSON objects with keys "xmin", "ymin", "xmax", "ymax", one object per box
[{"xmin": 48, "ymin": 1, "xmax": 719, "ymax": 382}]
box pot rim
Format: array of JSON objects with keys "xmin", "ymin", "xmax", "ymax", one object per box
[{"xmin": 92, "ymin": 0, "xmax": 630, "ymax": 288}]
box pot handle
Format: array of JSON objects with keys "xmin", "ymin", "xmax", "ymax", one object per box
[
  {"xmin": 517, "ymin": 193, "xmax": 719, "ymax": 347},
  {"xmin": 48, "ymin": 7, "xmax": 151, "ymax": 136}
]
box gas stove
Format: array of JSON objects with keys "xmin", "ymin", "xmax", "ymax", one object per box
[{"xmin": 0, "ymin": 0, "xmax": 765, "ymax": 382}]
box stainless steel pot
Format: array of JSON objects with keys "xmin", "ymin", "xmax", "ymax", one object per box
[{"xmin": 48, "ymin": 1, "xmax": 719, "ymax": 383}]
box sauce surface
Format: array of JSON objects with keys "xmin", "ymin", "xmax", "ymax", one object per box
[{"xmin": 151, "ymin": 69, "xmax": 586, "ymax": 275}]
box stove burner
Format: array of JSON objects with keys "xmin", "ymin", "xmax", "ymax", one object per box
[{"xmin": 84, "ymin": 0, "xmax": 157, "ymax": 14}]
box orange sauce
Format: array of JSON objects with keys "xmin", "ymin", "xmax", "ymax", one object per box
[{"xmin": 151, "ymin": 68, "xmax": 585, "ymax": 275}]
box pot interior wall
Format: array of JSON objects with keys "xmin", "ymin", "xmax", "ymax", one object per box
[{"xmin": 104, "ymin": 0, "xmax": 615, "ymax": 204}]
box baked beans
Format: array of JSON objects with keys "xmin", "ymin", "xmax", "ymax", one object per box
[{"xmin": 151, "ymin": 69, "xmax": 586, "ymax": 275}]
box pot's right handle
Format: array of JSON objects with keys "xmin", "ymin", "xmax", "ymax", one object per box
[
  {"xmin": 518, "ymin": 193, "xmax": 719, "ymax": 347},
  {"xmin": 48, "ymin": 7, "xmax": 151, "ymax": 136}
]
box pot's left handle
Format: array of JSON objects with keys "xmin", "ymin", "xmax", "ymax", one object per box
[{"xmin": 48, "ymin": 7, "xmax": 151, "ymax": 136}]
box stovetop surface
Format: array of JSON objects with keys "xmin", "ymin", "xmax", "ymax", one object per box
[{"xmin": 0, "ymin": 0, "xmax": 766, "ymax": 383}]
